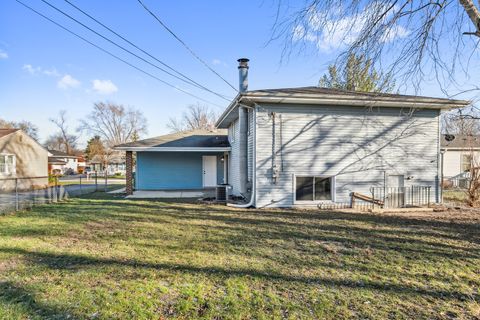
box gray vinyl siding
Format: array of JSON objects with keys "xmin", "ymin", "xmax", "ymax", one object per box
[
  {"xmin": 254, "ymin": 104, "xmax": 440, "ymax": 208},
  {"xmin": 247, "ymin": 109, "xmax": 254, "ymax": 183},
  {"xmin": 228, "ymin": 118, "xmax": 241, "ymax": 195}
]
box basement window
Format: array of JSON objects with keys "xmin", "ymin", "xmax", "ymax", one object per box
[{"xmin": 295, "ymin": 176, "xmax": 333, "ymax": 201}]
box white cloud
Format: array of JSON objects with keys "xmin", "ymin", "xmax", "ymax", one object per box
[
  {"xmin": 57, "ymin": 74, "xmax": 81, "ymax": 89},
  {"xmin": 294, "ymin": 4, "xmax": 410, "ymax": 53},
  {"xmin": 23, "ymin": 64, "xmax": 41, "ymax": 75},
  {"xmin": 212, "ymin": 59, "xmax": 227, "ymax": 67},
  {"xmin": 23, "ymin": 64, "xmax": 61, "ymax": 77},
  {"xmin": 43, "ymin": 68, "xmax": 60, "ymax": 77},
  {"xmin": 0, "ymin": 50, "xmax": 8, "ymax": 59},
  {"xmin": 92, "ymin": 79, "xmax": 118, "ymax": 94}
]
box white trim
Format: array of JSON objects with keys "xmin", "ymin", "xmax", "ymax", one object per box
[
  {"xmin": 247, "ymin": 96, "xmax": 465, "ymax": 109},
  {"xmin": 441, "ymin": 147, "xmax": 480, "ymax": 151},
  {"xmin": 292, "ymin": 174, "xmax": 336, "ymax": 205},
  {"xmin": 216, "ymin": 94, "xmax": 468, "ymax": 128},
  {"xmin": 115, "ymin": 147, "xmax": 231, "ymax": 152},
  {"xmin": 0, "ymin": 153, "xmax": 16, "ymax": 176}
]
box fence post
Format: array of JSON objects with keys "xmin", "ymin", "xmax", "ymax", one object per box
[
  {"xmin": 54, "ymin": 175, "xmax": 58, "ymax": 203},
  {"xmin": 427, "ymin": 187, "xmax": 431, "ymax": 208},
  {"xmin": 15, "ymin": 178, "xmax": 19, "ymax": 211},
  {"xmin": 79, "ymin": 176, "xmax": 82, "ymax": 195},
  {"xmin": 372, "ymin": 188, "xmax": 375, "ymax": 210}
]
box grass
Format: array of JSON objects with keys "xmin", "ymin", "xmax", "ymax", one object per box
[
  {"xmin": 0, "ymin": 193, "xmax": 479, "ymax": 319},
  {"xmin": 443, "ymin": 189, "xmax": 467, "ymax": 204}
]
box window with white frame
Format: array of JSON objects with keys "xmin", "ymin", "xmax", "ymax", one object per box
[
  {"xmin": 295, "ymin": 176, "xmax": 333, "ymax": 201},
  {"xmin": 0, "ymin": 154, "xmax": 15, "ymax": 175}
]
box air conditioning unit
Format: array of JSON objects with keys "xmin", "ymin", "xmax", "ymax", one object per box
[{"xmin": 216, "ymin": 185, "xmax": 227, "ymax": 202}]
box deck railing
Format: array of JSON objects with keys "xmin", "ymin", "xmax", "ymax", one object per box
[{"xmin": 370, "ymin": 186, "xmax": 432, "ymax": 208}]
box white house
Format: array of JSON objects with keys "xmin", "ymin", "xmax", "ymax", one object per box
[
  {"xmin": 48, "ymin": 150, "xmax": 78, "ymax": 175},
  {"xmin": 441, "ymin": 134, "xmax": 480, "ymax": 187},
  {"xmin": 116, "ymin": 59, "xmax": 469, "ymax": 208}
]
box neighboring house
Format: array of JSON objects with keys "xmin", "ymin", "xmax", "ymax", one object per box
[
  {"xmin": 77, "ymin": 155, "xmax": 86, "ymax": 174},
  {"xmin": 116, "ymin": 130, "xmax": 229, "ymax": 190},
  {"xmin": 48, "ymin": 150, "xmax": 78, "ymax": 175},
  {"xmin": 116, "ymin": 59, "xmax": 469, "ymax": 208},
  {"xmin": 0, "ymin": 129, "xmax": 48, "ymax": 191},
  {"xmin": 440, "ymin": 134, "xmax": 480, "ymax": 187},
  {"xmin": 89, "ymin": 153, "xmax": 126, "ymax": 175}
]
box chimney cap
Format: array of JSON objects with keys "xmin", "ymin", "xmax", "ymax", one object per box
[{"xmin": 237, "ymin": 58, "xmax": 249, "ymax": 68}]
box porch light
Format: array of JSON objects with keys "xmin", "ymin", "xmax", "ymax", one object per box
[{"xmin": 220, "ymin": 156, "xmax": 225, "ymax": 162}]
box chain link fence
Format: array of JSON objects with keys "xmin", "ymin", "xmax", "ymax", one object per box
[{"xmin": 0, "ymin": 173, "xmax": 125, "ymax": 214}]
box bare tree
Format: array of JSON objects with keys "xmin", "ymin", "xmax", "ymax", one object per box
[
  {"xmin": 79, "ymin": 102, "xmax": 147, "ymax": 148},
  {"xmin": 442, "ymin": 109, "xmax": 480, "ymax": 206},
  {"xmin": 167, "ymin": 103, "xmax": 217, "ymax": 132},
  {"xmin": 49, "ymin": 110, "xmax": 78, "ymax": 154},
  {"xmin": 442, "ymin": 107, "xmax": 480, "ymax": 134},
  {"xmin": 84, "ymin": 135, "xmax": 117, "ymax": 173},
  {"xmin": 271, "ymin": 0, "xmax": 480, "ymax": 95},
  {"xmin": 0, "ymin": 118, "xmax": 39, "ymax": 140}
]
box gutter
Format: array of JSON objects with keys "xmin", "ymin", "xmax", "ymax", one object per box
[
  {"xmin": 114, "ymin": 147, "xmax": 231, "ymax": 152},
  {"xmin": 228, "ymin": 105, "xmax": 256, "ymax": 208},
  {"xmin": 216, "ymin": 94, "xmax": 469, "ymax": 128},
  {"xmin": 245, "ymin": 96, "xmax": 468, "ymax": 110}
]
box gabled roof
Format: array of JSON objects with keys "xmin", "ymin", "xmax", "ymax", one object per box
[
  {"xmin": 0, "ymin": 129, "xmax": 19, "ymax": 139},
  {"xmin": 48, "ymin": 157, "xmax": 67, "ymax": 165},
  {"xmin": 441, "ymin": 134, "xmax": 480, "ymax": 149},
  {"xmin": 48, "ymin": 149, "xmax": 78, "ymax": 158},
  {"xmin": 216, "ymin": 86, "xmax": 471, "ymax": 128},
  {"xmin": 0, "ymin": 129, "xmax": 49, "ymax": 154},
  {"xmin": 115, "ymin": 129, "xmax": 230, "ymax": 152}
]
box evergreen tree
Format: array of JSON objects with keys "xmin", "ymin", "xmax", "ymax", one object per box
[{"xmin": 319, "ymin": 54, "xmax": 395, "ymax": 93}]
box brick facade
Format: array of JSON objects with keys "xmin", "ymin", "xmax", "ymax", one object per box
[{"xmin": 126, "ymin": 151, "xmax": 133, "ymax": 195}]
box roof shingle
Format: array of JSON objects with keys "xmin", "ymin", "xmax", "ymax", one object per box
[{"xmin": 115, "ymin": 129, "xmax": 229, "ymax": 149}]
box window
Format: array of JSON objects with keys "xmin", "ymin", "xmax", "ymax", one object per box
[
  {"xmin": 0, "ymin": 154, "xmax": 15, "ymax": 175},
  {"xmin": 462, "ymin": 154, "xmax": 473, "ymax": 172},
  {"xmin": 295, "ymin": 176, "xmax": 333, "ymax": 201},
  {"xmin": 229, "ymin": 121, "xmax": 236, "ymax": 143}
]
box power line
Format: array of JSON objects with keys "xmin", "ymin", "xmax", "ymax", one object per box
[
  {"xmin": 38, "ymin": 0, "xmax": 231, "ymax": 102},
  {"xmin": 62, "ymin": 0, "xmax": 232, "ymax": 101},
  {"xmin": 15, "ymin": 0, "xmax": 225, "ymax": 108},
  {"xmin": 136, "ymin": 0, "xmax": 238, "ymax": 92}
]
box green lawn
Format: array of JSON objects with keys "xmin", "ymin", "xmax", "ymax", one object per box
[
  {"xmin": 0, "ymin": 194, "xmax": 479, "ymax": 319},
  {"xmin": 443, "ymin": 189, "xmax": 467, "ymax": 204}
]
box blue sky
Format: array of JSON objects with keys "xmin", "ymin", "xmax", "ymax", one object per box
[{"xmin": 1, "ymin": 0, "xmax": 479, "ymax": 146}]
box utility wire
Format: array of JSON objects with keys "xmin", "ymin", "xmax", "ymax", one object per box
[
  {"xmin": 38, "ymin": 0, "xmax": 231, "ymax": 102},
  {"xmin": 62, "ymin": 0, "xmax": 232, "ymax": 101},
  {"xmin": 136, "ymin": 0, "xmax": 238, "ymax": 92},
  {"xmin": 15, "ymin": 0, "xmax": 225, "ymax": 108}
]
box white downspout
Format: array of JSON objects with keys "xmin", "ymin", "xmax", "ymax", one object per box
[{"xmin": 228, "ymin": 105, "xmax": 256, "ymax": 208}]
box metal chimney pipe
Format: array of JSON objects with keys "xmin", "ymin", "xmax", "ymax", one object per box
[{"xmin": 237, "ymin": 58, "xmax": 249, "ymax": 92}]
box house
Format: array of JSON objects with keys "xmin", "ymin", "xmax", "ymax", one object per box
[
  {"xmin": 77, "ymin": 155, "xmax": 86, "ymax": 174},
  {"xmin": 440, "ymin": 134, "xmax": 480, "ymax": 187},
  {"xmin": 48, "ymin": 150, "xmax": 79, "ymax": 175},
  {"xmin": 0, "ymin": 129, "xmax": 48, "ymax": 191},
  {"xmin": 88, "ymin": 153, "xmax": 126, "ymax": 176},
  {"xmin": 116, "ymin": 130, "xmax": 229, "ymax": 192},
  {"xmin": 116, "ymin": 59, "xmax": 469, "ymax": 207}
]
